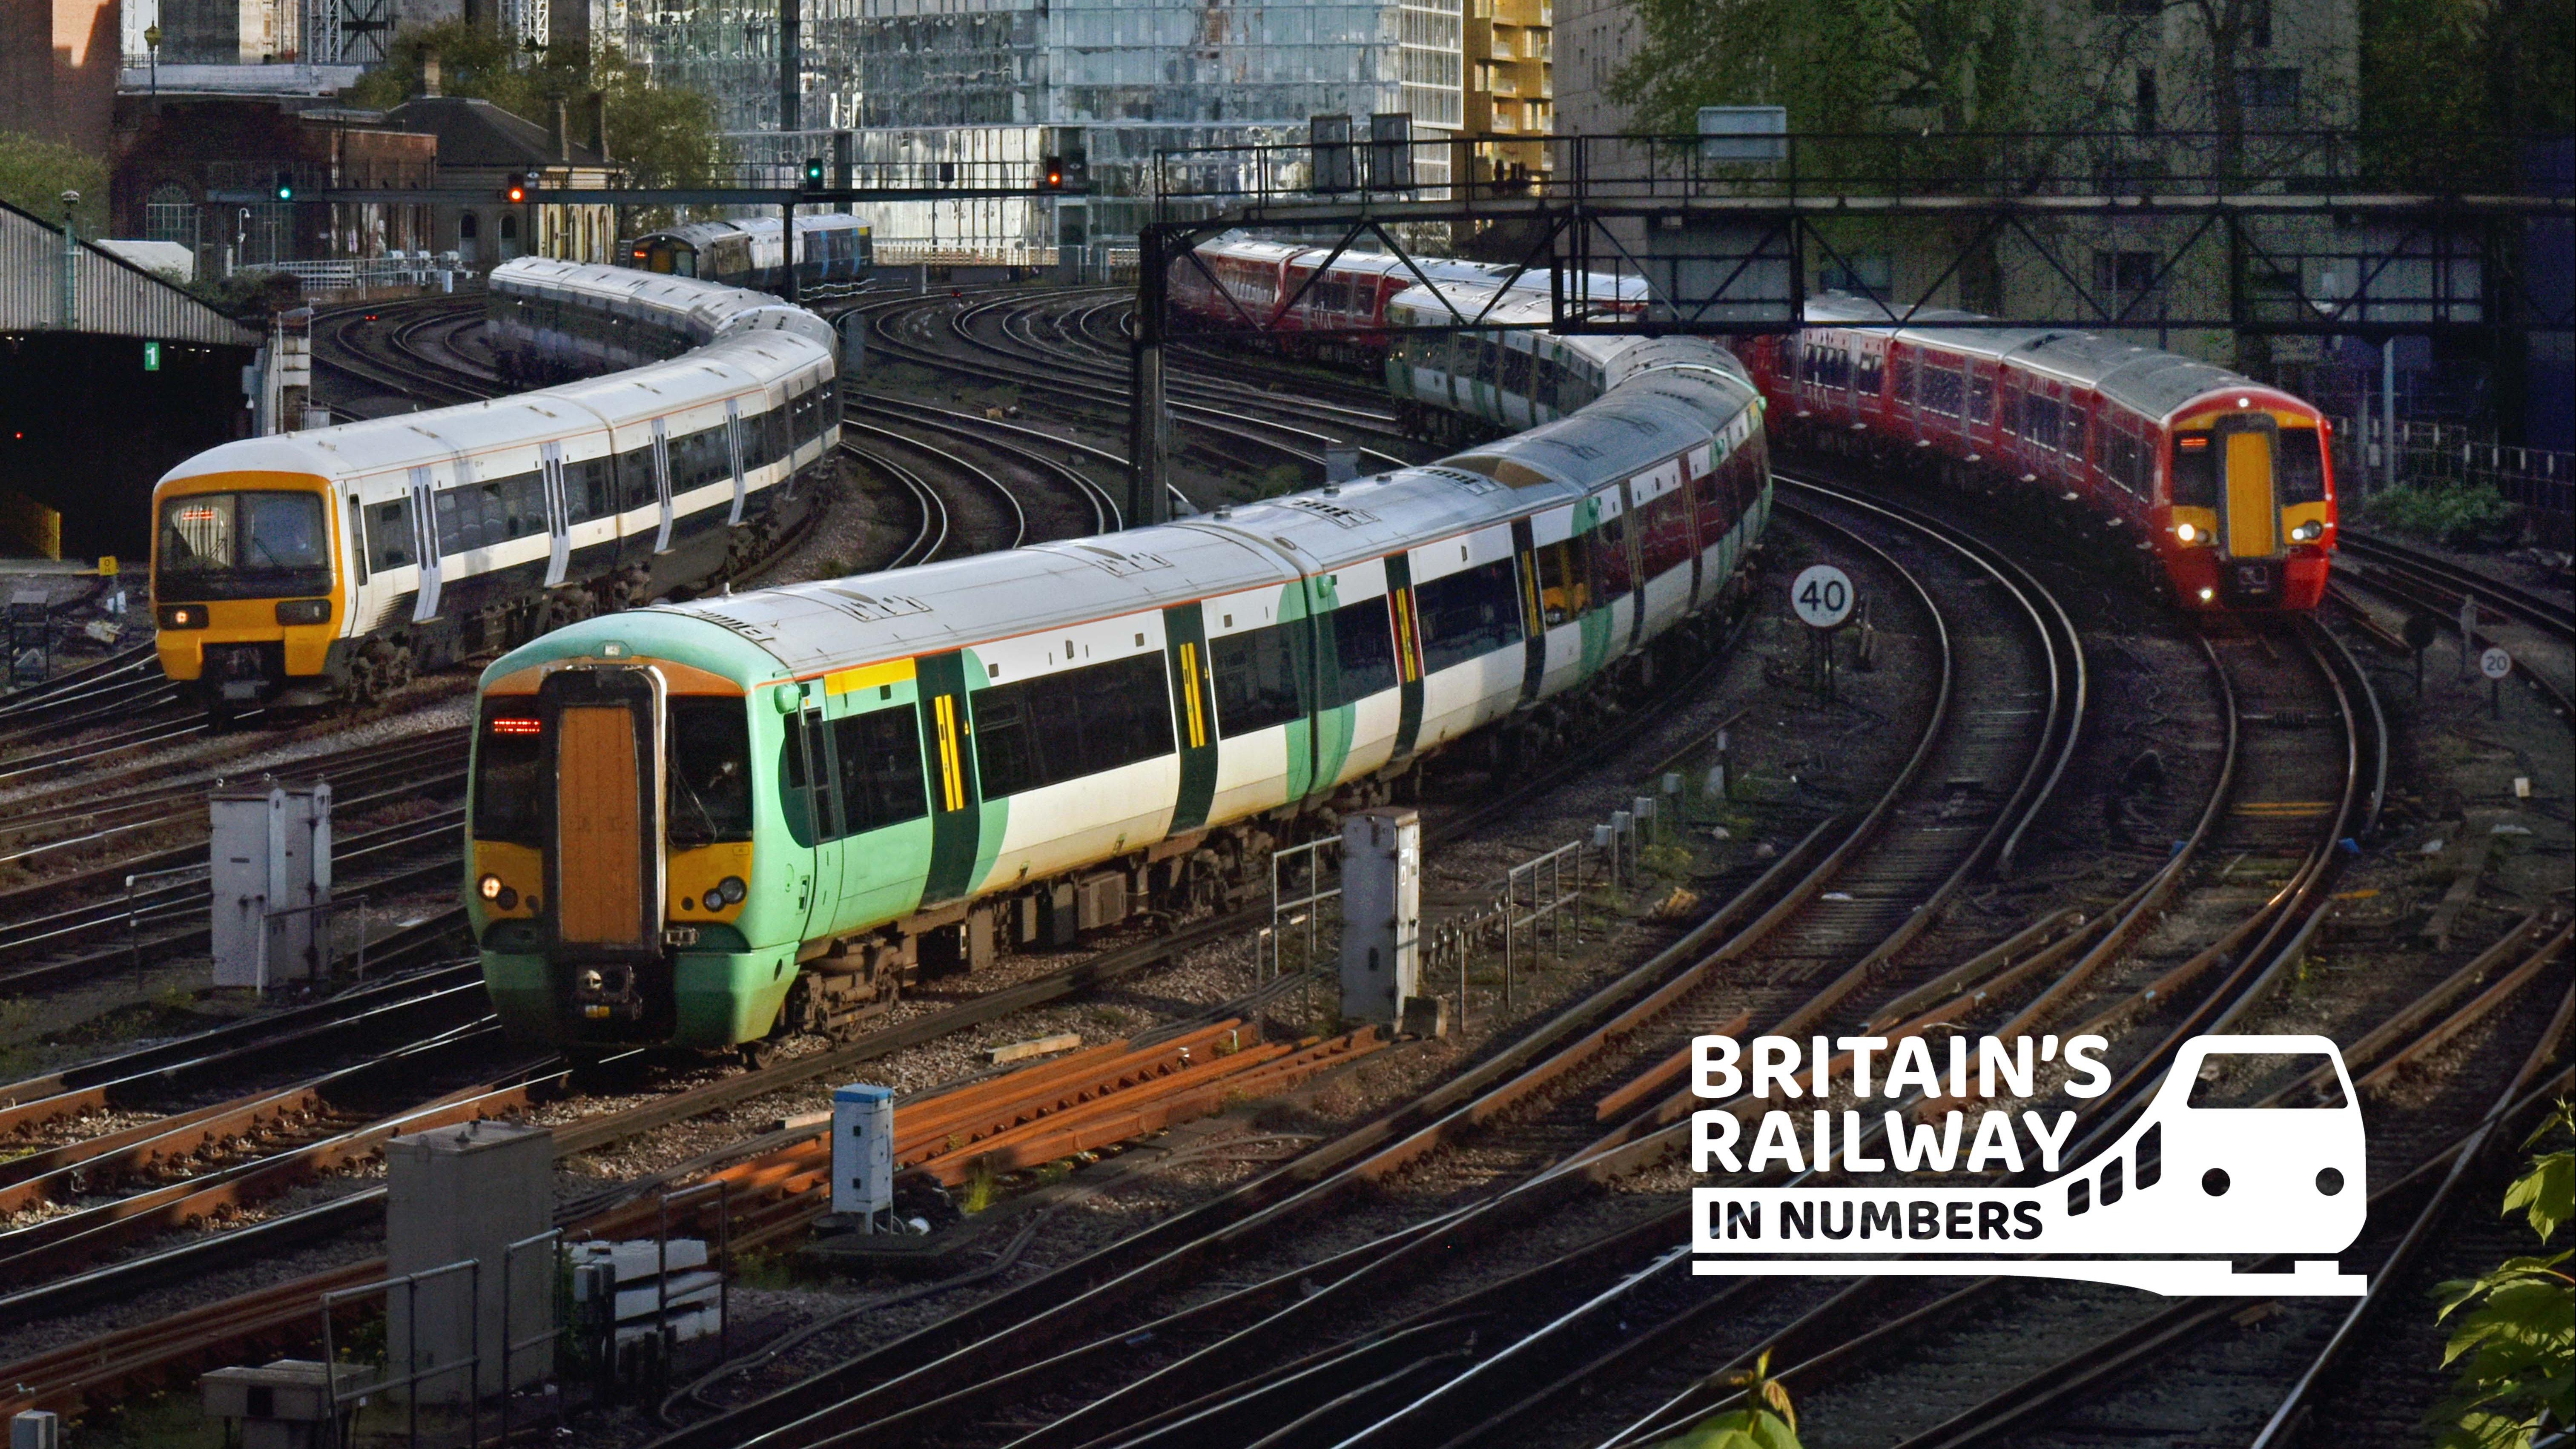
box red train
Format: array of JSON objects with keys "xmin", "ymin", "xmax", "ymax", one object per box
[{"xmin": 1735, "ymin": 296, "xmax": 2337, "ymax": 612}]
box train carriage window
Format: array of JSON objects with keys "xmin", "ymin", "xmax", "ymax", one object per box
[
  {"xmin": 1693, "ymin": 466, "xmax": 1734, "ymax": 544},
  {"xmin": 1534, "ymin": 537, "xmax": 1589, "ymax": 623},
  {"xmin": 2065, "ymin": 401, "xmax": 2091, "ymax": 458},
  {"xmin": 365, "ymin": 497, "xmax": 415, "ymax": 571},
  {"xmin": 2105, "ymin": 428, "xmax": 2143, "ymax": 496},
  {"xmin": 1589, "ymin": 511, "xmax": 1635, "ymax": 603},
  {"xmin": 617, "ymin": 446, "xmax": 659, "ymax": 512},
  {"xmin": 1639, "ymin": 490, "xmax": 1693, "ymax": 577},
  {"xmin": 833, "ymin": 705, "xmax": 929, "ymax": 835},
  {"xmin": 2277, "ymin": 428, "xmax": 2327, "ymax": 504},
  {"xmin": 1853, "ymin": 350, "xmax": 1884, "ymax": 398},
  {"xmin": 1923, "ymin": 366, "xmax": 1965, "ymax": 418},
  {"xmin": 2026, "ymin": 396, "xmax": 2062, "ymax": 453},
  {"xmin": 1969, "ymin": 371, "xmax": 1996, "ymax": 424},
  {"xmin": 1502, "ymin": 341, "xmax": 1532, "ymax": 396},
  {"xmin": 565, "ymin": 459, "xmax": 615, "ymax": 524},
  {"xmin": 1893, "ymin": 356, "xmax": 1916, "ymax": 408},
  {"xmin": 778, "ymin": 710, "xmax": 837, "ymax": 845},
  {"xmin": 471, "ymin": 702, "xmax": 544, "ymax": 845},
  {"xmin": 1324, "ymin": 595, "xmax": 1400, "ymax": 707},
  {"xmin": 972, "ymin": 651, "xmax": 1174, "ymax": 797},
  {"xmin": 2170, "ymin": 433, "xmax": 2217, "ymax": 506},
  {"xmin": 669, "ymin": 697, "xmax": 755, "ymax": 845},
  {"xmin": 2001, "ymin": 385, "xmax": 2025, "ymax": 437},
  {"xmin": 1211, "ymin": 621, "xmax": 1308, "ymax": 737},
  {"xmin": 1414, "ymin": 555, "xmax": 1526, "ymax": 674}
]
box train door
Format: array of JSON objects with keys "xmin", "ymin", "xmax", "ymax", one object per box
[
  {"xmin": 650, "ymin": 418, "xmax": 675, "ymax": 554},
  {"xmin": 913, "ymin": 651, "xmax": 985, "ymax": 906},
  {"xmin": 784, "ymin": 690, "xmax": 843, "ymax": 940},
  {"xmin": 724, "ymin": 399, "xmax": 748, "ymax": 526},
  {"xmin": 407, "ymin": 466, "xmax": 442, "ymax": 622},
  {"xmin": 538, "ymin": 664, "xmax": 665, "ymax": 960},
  {"xmin": 2215, "ymin": 414, "xmax": 2281, "ymax": 559},
  {"xmin": 540, "ymin": 442, "xmax": 571, "ymax": 587}
]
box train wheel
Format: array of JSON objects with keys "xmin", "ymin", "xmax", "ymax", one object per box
[
  {"xmin": 346, "ymin": 652, "xmax": 384, "ymax": 707},
  {"xmin": 739, "ymin": 1036, "xmax": 784, "ymax": 1070}
]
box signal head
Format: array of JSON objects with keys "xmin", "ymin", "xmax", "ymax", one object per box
[
  {"xmin": 803, "ymin": 156, "xmax": 826, "ymax": 188},
  {"xmin": 273, "ymin": 170, "xmax": 295, "ymax": 201}
]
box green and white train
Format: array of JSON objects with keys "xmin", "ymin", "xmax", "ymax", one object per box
[{"xmin": 470, "ymin": 336, "xmax": 1772, "ymax": 1053}]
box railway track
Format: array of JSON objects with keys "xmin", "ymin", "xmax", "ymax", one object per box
[
  {"xmin": 2329, "ymin": 527, "xmax": 2575, "ymax": 717},
  {"xmin": 620, "ymin": 466, "xmax": 2091, "ymax": 1448}
]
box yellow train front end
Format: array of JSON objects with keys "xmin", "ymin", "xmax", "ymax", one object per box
[{"xmin": 151, "ymin": 471, "xmax": 351, "ymax": 712}]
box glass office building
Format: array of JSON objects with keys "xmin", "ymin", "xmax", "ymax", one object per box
[{"xmin": 607, "ymin": 0, "xmax": 1461, "ymax": 243}]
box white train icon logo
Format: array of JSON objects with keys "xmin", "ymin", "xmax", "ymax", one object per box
[{"xmin": 1691, "ymin": 1035, "xmax": 2369, "ymax": 1296}]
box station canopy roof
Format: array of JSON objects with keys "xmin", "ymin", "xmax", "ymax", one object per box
[{"xmin": 0, "ymin": 198, "xmax": 261, "ymax": 347}]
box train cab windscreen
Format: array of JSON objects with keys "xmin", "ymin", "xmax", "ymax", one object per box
[
  {"xmin": 157, "ymin": 491, "xmax": 332, "ymax": 600},
  {"xmin": 668, "ymin": 698, "xmax": 755, "ymax": 846}
]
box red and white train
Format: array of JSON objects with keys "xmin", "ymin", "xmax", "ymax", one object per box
[
  {"xmin": 1173, "ymin": 236, "xmax": 1644, "ymax": 367},
  {"xmin": 1733, "ymin": 296, "xmax": 2336, "ymax": 611},
  {"xmin": 1184, "ymin": 236, "xmax": 2335, "ymax": 613}
]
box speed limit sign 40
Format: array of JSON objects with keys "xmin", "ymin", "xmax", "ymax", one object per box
[{"xmin": 1791, "ymin": 565, "xmax": 1856, "ymax": 630}]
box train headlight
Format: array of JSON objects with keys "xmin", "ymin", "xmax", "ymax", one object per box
[
  {"xmin": 158, "ymin": 604, "xmax": 209, "ymax": 629},
  {"xmin": 703, "ymin": 888, "xmax": 726, "ymax": 912},
  {"xmin": 2197, "ymin": 587, "xmax": 2216, "ymax": 603},
  {"xmin": 479, "ymin": 874, "xmax": 502, "ymax": 900},
  {"xmin": 2291, "ymin": 520, "xmax": 2324, "ymax": 542},
  {"xmin": 717, "ymin": 875, "xmax": 746, "ymax": 904},
  {"xmin": 2174, "ymin": 522, "xmax": 2198, "ymax": 543},
  {"xmin": 275, "ymin": 598, "xmax": 330, "ymax": 625}
]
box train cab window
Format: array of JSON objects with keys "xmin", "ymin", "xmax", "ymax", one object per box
[
  {"xmin": 2170, "ymin": 434, "xmax": 2217, "ymax": 506},
  {"xmin": 2277, "ymin": 428, "xmax": 2327, "ymax": 504},
  {"xmin": 2185, "ymin": 1052, "xmax": 2348, "ymax": 1108},
  {"xmin": 471, "ymin": 703, "xmax": 544, "ymax": 845},
  {"xmin": 365, "ymin": 498, "xmax": 415, "ymax": 571},
  {"xmin": 1414, "ymin": 554, "xmax": 1526, "ymax": 674},
  {"xmin": 156, "ymin": 490, "xmax": 331, "ymax": 600},
  {"xmin": 668, "ymin": 697, "xmax": 755, "ymax": 845},
  {"xmin": 832, "ymin": 705, "xmax": 928, "ymax": 835},
  {"xmin": 1534, "ymin": 537, "xmax": 1590, "ymax": 623},
  {"xmin": 1324, "ymin": 595, "xmax": 1400, "ymax": 707},
  {"xmin": 1211, "ymin": 621, "xmax": 1309, "ymax": 737}
]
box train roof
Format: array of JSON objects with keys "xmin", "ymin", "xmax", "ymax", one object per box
[
  {"xmin": 159, "ymin": 331, "xmax": 827, "ymax": 486},
  {"xmin": 1799, "ymin": 292, "xmax": 2264, "ymax": 421},
  {"xmin": 632, "ymin": 214, "xmax": 871, "ymax": 247},
  {"xmin": 493, "ymin": 257, "xmax": 840, "ymax": 352},
  {"xmin": 628, "ymin": 341, "xmax": 1762, "ymax": 683}
]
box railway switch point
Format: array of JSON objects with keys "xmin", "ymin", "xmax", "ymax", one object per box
[{"xmin": 1339, "ymin": 807, "xmax": 1423, "ymax": 1025}]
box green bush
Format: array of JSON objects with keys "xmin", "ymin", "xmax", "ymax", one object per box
[
  {"xmin": 2364, "ymin": 482, "xmax": 2521, "ymax": 549},
  {"xmin": 2427, "ymin": 1101, "xmax": 2573, "ymax": 1449}
]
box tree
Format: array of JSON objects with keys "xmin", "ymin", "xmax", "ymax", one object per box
[
  {"xmin": 2427, "ymin": 1101, "xmax": 2575, "ymax": 1449},
  {"xmin": 0, "ymin": 132, "xmax": 109, "ymax": 235},
  {"xmin": 1607, "ymin": 0, "xmax": 2048, "ymax": 137},
  {"xmin": 345, "ymin": 23, "xmax": 728, "ymax": 191}
]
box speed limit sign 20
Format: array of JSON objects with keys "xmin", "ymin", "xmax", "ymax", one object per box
[{"xmin": 1791, "ymin": 565, "xmax": 1856, "ymax": 630}]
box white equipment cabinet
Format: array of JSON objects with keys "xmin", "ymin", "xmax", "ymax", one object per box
[{"xmin": 208, "ymin": 779, "xmax": 331, "ymax": 989}]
